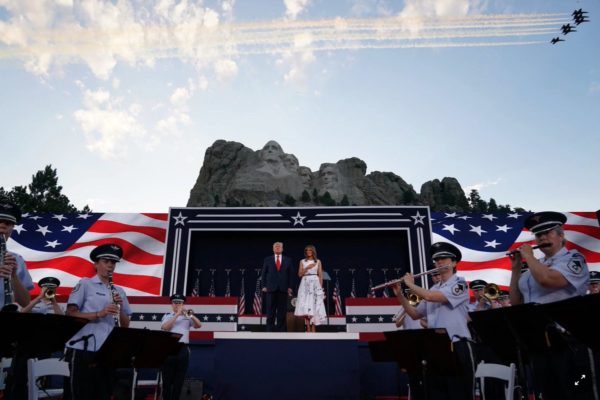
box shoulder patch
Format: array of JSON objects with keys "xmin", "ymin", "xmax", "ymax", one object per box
[
  {"xmin": 452, "ymin": 282, "xmax": 467, "ymax": 295},
  {"xmin": 567, "ymin": 258, "xmax": 584, "ymax": 275},
  {"xmin": 71, "ymin": 283, "xmax": 81, "ymax": 294}
]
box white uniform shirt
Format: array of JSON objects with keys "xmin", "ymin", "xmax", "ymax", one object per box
[
  {"xmin": 161, "ymin": 312, "xmax": 194, "ymax": 344},
  {"xmin": 415, "ymin": 274, "xmax": 471, "ymax": 342},
  {"xmin": 518, "ymin": 247, "xmax": 589, "ymax": 304},
  {"xmin": 0, "ymin": 251, "xmax": 33, "ymax": 308},
  {"xmin": 66, "ymin": 275, "xmax": 132, "ymax": 351}
]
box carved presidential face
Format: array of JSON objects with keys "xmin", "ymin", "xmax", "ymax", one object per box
[
  {"xmin": 319, "ymin": 164, "xmax": 338, "ymax": 188},
  {"xmin": 260, "ymin": 141, "xmax": 284, "ymax": 163},
  {"xmin": 283, "ymin": 154, "xmax": 299, "ymax": 172},
  {"xmin": 298, "ymin": 167, "xmax": 313, "ymax": 187}
]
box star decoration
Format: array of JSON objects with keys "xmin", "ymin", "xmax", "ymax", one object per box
[
  {"xmin": 484, "ymin": 240, "xmax": 501, "ymax": 248},
  {"xmin": 152, "ymin": 314, "xmax": 157, "ymax": 320},
  {"xmin": 482, "ymin": 214, "xmax": 498, "ymax": 221},
  {"xmin": 77, "ymin": 214, "xmax": 92, "ymax": 219},
  {"xmin": 216, "ymin": 315, "xmax": 222, "ymax": 321},
  {"xmin": 365, "ymin": 316, "xmax": 371, "ymax": 322},
  {"xmin": 45, "ymin": 240, "xmax": 61, "ymax": 248},
  {"xmin": 240, "ymin": 325, "xmax": 246, "ymax": 330},
  {"xmin": 36, "ymin": 225, "xmax": 52, "ymax": 236},
  {"xmin": 458, "ymin": 215, "xmax": 472, "ymax": 220},
  {"xmin": 291, "ymin": 211, "xmax": 306, "ymax": 226},
  {"xmin": 52, "ymin": 214, "xmax": 67, "ymax": 221},
  {"xmin": 139, "ymin": 314, "xmax": 145, "ymax": 320},
  {"xmin": 229, "ymin": 316, "xmax": 235, "ymax": 321},
  {"xmin": 469, "ymin": 225, "xmax": 487, "ymax": 236},
  {"xmin": 411, "ymin": 211, "xmax": 426, "ymax": 226},
  {"xmin": 507, "ymin": 212, "xmax": 522, "ymax": 219},
  {"xmin": 442, "ymin": 224, "xmax": 460, "ymax": 235},
  {"xmin": 496, "ymin": 225, "xmax": 512, "ymax": 233},
  {"xmin": 173, "ymin": 212, "xmax": 187, "ymax": 226},
  {"xmin": 351, "ymin": 317, "xmax": 357, "ymax": 322},
  {"xmin": 378, "ymin": 316, "xmax": 384, "ymax": 322},
  {"xmin": 445, "ymin": 212, "xmax": 457, "ymax": 218},
  {"xmin": 203, "ymin": 315, "xmax": 209, "ymax": 321},
  {"xmin": 13, "ymin": 224, "xmax": 26, "ymax": 234},
  {"xmin": 29, "ymin": 215, "xmax": 42, "ymax": 220},
  {"xmin": 62, "ymin": 225, "xmax": 78, "ymax": 233}
]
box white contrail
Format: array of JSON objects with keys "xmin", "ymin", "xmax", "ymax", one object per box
[{"xmin": 0, "ymin": 12, "xmax": 569, "ymax": 67}]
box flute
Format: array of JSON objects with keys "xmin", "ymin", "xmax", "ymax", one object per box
[
  {"xmin": 505, "ymin": 242, "xmax": 551, "ymax": 256},
  {"xmin": 370, "ymin": 265, "xmax": 450, "ymax": 292}
]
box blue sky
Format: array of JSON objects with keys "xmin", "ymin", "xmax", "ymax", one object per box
[{"xmin": 1, "ymin": 0, "xmax": 598, "ymax": 212}]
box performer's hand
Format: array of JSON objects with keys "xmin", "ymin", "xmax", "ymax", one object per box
[
  {"xmin": 519, "ymin": 244, "xmax": 534, "ymax": 261},
  {"xmin": 36, "ymin": 287, "xmax": 47, "ymax": 301},
  {"xmin": 402, "ymin": 273, "xmax": 414, "ymax": 286},
  {"xmin": 307, "ymin": 262, "xmax": 317, "ymax": 269},
  {"xmin": 288, "ymin": 288, "xmax": 293, "ymax": 297},
  {"xmin": 261, "ymin": 287, "xmax": 267, "ymax": 293},
  {"xmin": 112, "ymin": 292, "xmax": 124, "ymax": 305},
  {"xmin": 105, "ymin": 303, "xmax": 120, "ymax": 315},
  {"xmin": 509, "ymin": 251, "xmax": 522, "ymax": 271}
]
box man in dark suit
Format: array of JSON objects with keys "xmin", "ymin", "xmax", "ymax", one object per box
[{"xmin": 261, "ymin": 242, "xmax": 294, "ymax": 332}]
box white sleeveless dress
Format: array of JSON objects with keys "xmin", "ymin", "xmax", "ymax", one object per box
[{"xmin": 294, "ymin": 259, "xmax": 327, "ymax": 325}]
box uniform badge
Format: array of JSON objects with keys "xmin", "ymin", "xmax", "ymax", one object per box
[
  {"xmin": 71, "ymin": 283, "xmax": 81, "ymax": 293},
  {"xmin": 567, "ymin": 258, "xmax": 584, "ymax": 274},
  {"xmin": 452, "ymin": 282, "xmax": 466, "ymax": 295}
]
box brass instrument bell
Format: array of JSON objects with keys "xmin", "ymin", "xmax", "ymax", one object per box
[
  {"xmin": 39, "ymin": 277, "xmax": 60, "ymax": 300},
  {"xmin": 483, "ymin": 283, "xmax": 500, "ymax": 301}
]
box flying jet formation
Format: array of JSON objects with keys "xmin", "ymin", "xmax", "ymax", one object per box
[
  {"xmin": 561, "ymin": 23, "xmax": 576, "ymax": 34},
  {"xmin": 550, "ymin": 37, "xmax": 564, "ymax": 44}
]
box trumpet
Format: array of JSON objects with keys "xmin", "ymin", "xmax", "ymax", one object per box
[
  {"xmin": 370, "ymin": 265, "xmax": 451, "ymax": 292},
  {"xmin": 407, "ymin": 293, "xmax": 422, "ymax": 306},
  {"xmin": 505, "ymin": 243, "xmax": 551, "ymax": 256},
  {"xmin": 482, "ymin": 283, "xmax": 500, "ymax": 302},
  {"xmin": 183, "ymin": 309, "xmax": 194, "ymax": 317},
  {"xmin": 44, "ymin": 287, "xmax": 56, "ymax": 299}
]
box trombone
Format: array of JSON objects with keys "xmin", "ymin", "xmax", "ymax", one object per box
[
  {"xmin": 370, "ymin": 265, "xmax": 450, "ymax": 292},
  {"xmin": 482, "ymin": 283, "xmax": 500, "ymax": 302}
]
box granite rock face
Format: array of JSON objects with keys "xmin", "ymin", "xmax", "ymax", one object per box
[{"xmin": 187, "ymin": 140, "xmax": 467, "ymax": 209}]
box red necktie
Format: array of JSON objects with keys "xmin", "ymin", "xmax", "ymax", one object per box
[{"xmin": 276, "ymin": 255, "xmax": 281, "ymax": 271}]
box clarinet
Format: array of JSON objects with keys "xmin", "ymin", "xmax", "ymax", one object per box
[
  {"xmin": 1, "ymin": 234, "xmax": 18, "ymax": 312},
  {"xmin": 107, "ymin": 271, "xmax": 120, "ymax": 327}
]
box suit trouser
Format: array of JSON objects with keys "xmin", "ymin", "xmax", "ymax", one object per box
[
  {"xmin": 65, "ymin": 348, "xmax": 114, "ymax": 400},
  {"xmin": 266, "ymin": 290, "xmax": 288, "ymax": 332},
  {"xmin": 161, "ymin": 344, "xmax": 190, "ymax": 400}
]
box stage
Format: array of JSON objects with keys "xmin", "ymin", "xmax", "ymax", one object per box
[{"xmin": 180, "ymin": 332, "xmax": 407, "ymax": 400}]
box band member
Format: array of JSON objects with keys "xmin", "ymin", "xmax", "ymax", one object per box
[
  {"xmin": 497, "ymin": 290, "xmax": 511, "ymax": 307},
  {"xmin": 161, "ymin": 294, "xmax": 201, "ymax": 400},
  {"xmin": 392, "ymin": 288, "xmax": 423, "ymax": 329},
  {"xmin": 261, "ymin": 242, "xmax": 294, "ymax": 332},
  {"xmin": 65, "ymin": 243, "xmax": 132, "ymax": 400},
  {"xmin": 397, "ymin": 242, "xmax": 474, "ymax": 399},
  {"xmin": 588, "ymin": 271, "xmax": 600, "ymax": 294},
  {"xmin": 21, "ymin": 277, "xmax": 64, "ymax": 314},
  {"xmin": 467, "ymin": 279, "xmax": 490, "ymax": 312},
  {"xmin": 0, "ymin": 201, "xmax": 33, "ymax": 311},
  {"xmin": 509, "ymin": 211, "xmax": 590, "ymax": 400},
  {"xmin": 509, "ymin": 211, "xmax": 588, "ymax": 305}
]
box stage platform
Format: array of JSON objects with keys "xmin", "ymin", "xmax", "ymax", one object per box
[{"xmin": 181, "ymin": 332, "xmax": 407, "ymax": 400}]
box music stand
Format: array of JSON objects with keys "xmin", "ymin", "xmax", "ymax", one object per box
[
  {"xmin": 539, "ymin": 294, "xmax": 600, "ymax": 352},
  {"xmin": 95, "ymin": 327, "xmax": 182, "ymax": 369},
  {"xmin": 368, "ymin": 328, "xmax": 458, "ymax": 400},
  {"xmin": 0, "ymin": 313, "xmax": 88, "ymax": 357}
]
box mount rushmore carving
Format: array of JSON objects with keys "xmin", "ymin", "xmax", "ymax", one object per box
[{"xmin": 187, "ymin": 140, "xmax": 469, "ymax": 209}]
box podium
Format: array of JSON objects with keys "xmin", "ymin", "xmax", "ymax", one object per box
[
  {"xmin": 0, "ymin": 312, "xmax": 88, "ymax": 357},
  {"xmin": 94, "ymin": 327, "xmax": 182, "ymax": 368}
]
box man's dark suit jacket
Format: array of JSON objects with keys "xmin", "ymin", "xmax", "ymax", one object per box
[{"xmin": 261, "ymin": 254, "xmax": 294, "ymax": 292}]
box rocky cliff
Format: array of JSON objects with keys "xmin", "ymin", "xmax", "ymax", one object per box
[{"xmin": 187, "ymin": 140, "xmax": 469, "ymax": 210}]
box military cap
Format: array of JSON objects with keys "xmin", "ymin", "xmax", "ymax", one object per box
[
  {"xmin": 524, "ymin": 211, "xmax": 567, "ymax": 235},
  {"xmin": 39, "ymin": 276, "xmax": 60, "ymax": 288},
  {"xmin": 498, "ymin": 290, "xmax": 510, "ymax": 300},
  {"xmin": 469, "ymin": 279, "xmax": 487, "ymax": 290},
  {"xmin": 429, "ymin": 242, "xmax": 462, "ymax": 263},
  {"xmin": 590, "ymin": 271, "xmax": 600, "ymax": 284},
  {"xmin": 90, "ymin": 243, "xmax": 123, "ymax": 262},
  {"xmin": 170, "ymin": 293, "xmax": 186, "ymax": 303},
  {"xmin": 0, "ymin": 201, "xmax": 21, "ymax": 224}
]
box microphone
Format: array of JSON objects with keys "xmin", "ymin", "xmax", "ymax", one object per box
[
  {"xmin": 69, "ymin": 334, "xmax": 94, "ymax": 346},
  {"xmin": 505, "ymin": 242, "xmax": 552, "ymax": 256}
]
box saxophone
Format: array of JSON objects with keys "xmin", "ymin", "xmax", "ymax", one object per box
[
  {"xmin": 107, "ymin": 271, "xmax": 120, "ymax": 327},
  {"xmin": 1, "ymin": 234, "xmax": 18, "ymax": 312}
]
